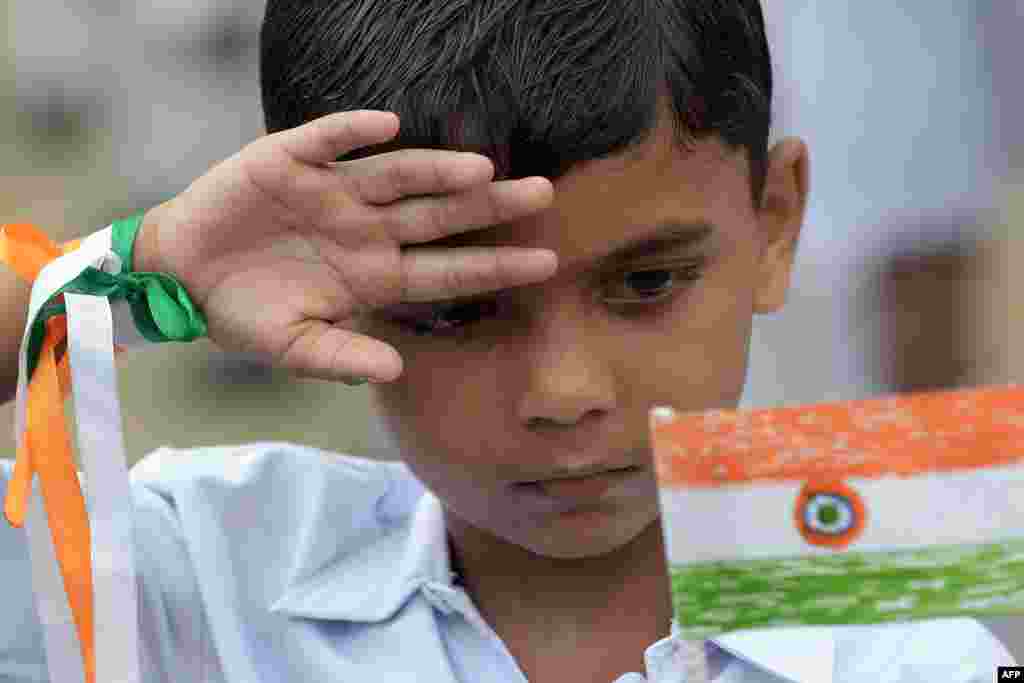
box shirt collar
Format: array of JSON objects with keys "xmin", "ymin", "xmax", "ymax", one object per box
[
  {"xmin": 268, "ymin": 466, "xmax": 834, "ymax": 681},
  {"xmin": 269, "ymin": 481, "xmax": 456, "ymax": 622},
  {"xmin": 710, "ymin": 627, "xmax": 835, "ymax": 682}
]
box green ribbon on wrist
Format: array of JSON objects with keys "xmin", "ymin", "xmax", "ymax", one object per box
[
  {"xmin": 25, "ymin": 211, "xmax": 208, "ymax": 379},
  {"xmin": 111, "ymin": 211, "xmax": 144, "ymax": 274}
]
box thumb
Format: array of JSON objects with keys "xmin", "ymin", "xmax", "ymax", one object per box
[{"xmin": 278, "ymin": 320, "xmax": 403, "ymax": 384}]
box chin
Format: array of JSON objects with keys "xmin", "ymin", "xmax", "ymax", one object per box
[{"xmin": 516, "ymin": 506, "xmax": 660, "ymax": 560}]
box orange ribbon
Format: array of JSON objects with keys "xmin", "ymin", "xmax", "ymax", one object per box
[{"xmin": 0, "ymin": 223, "xmax": 99, "ymax": 683}]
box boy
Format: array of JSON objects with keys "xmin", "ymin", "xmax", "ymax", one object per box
[{"xmin": 0, "ymin": 0, "xmax": 1013, "ymax": 680}]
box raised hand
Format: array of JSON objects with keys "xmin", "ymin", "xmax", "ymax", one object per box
[{"xmin": 136, "ymin": 110, "xmax": 557, "ymax": 383}]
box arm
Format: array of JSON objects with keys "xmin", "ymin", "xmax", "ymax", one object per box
[
  {"xmin": 0, "ymin": 207, "xmax": 165, "ymax": 406},
  {"xmin": 831, "ymin": 618, "xmax": 1017, "ymax": 683},
  {"xmin": 1, "ymin": 112, "xmax": 555, "ymax": 683},
  {"xmin": 0, "ymin": 463, "xmax": 47, "ymax": 681},
  {"xmin": 0, "ymin": 265, "xmax": 34, "ymax": 406},
  {"xmin": 0, "ymin": 454, "xmax": 223, "ymax": 683}
]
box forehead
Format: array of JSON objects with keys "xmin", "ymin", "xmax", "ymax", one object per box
[{"xmin": 431, "ymin": 125, "xmax": 751, "ymax": 267}]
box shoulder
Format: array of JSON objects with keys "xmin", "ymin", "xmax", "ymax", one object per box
[
  {"xmin": 835, "ymin": 618, "xmax": 1016, "ymax": 681},
  {"xmin": 131, "ymin": 440, "xmax": 408, "ymax": 488},
  {"xmin": 129, "ymin": 441, "xmax": 425, "ymax": 534},
  {"xmin": 0, "ymin": 461, "xmax": 49, "ymax": 681},
  {"xmin": 128, "ymin": 442, "xmax": 426, "ymax": 599}
]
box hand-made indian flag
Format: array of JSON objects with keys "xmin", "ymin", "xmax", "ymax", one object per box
[{"xmin": 650, "ymin": 384, "xmax": 1024, "ymax": 639}]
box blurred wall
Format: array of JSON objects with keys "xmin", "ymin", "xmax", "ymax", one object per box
[{"xmin": 744, "ymin": 1, "xmax": 1014, "ymax": 409}]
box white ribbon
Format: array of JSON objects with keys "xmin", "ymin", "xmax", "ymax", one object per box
[
  {"xmin": 66, "ymin": 292, "xmax": 141, "ymax": 683},
  {"xmin": 24, "ymin": 490, "xmax": 83, "ymax": 683},
  {"xmin": 17, "ymin": 226, "xmax": 147, "ymax": 683}
]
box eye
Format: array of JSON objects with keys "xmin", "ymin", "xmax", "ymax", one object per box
[
  {"xmin": 387, "ymin": 298, "xmax": 500, "ymax": 336},
  {"xmin": 603, "ymin": 263, "xmax": 704, "ymax": 305}
]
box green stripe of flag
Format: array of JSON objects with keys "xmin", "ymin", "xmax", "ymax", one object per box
[{"xmin": 672, "ymin": 537, "xmax": 1024, "ymax": 638}]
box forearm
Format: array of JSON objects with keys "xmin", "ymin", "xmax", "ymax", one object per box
[
  {"xmin": 0, "ymin": 265, "xmax": 32, "ymax": 405},
  {"xmin": 0, "ymin": 206, "xmax": 164, "ymax": 406}
]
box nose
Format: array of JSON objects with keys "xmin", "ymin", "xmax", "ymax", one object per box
[{"xmin": 514, "ymin": 295, "xmax": 616, "ymax": 430}]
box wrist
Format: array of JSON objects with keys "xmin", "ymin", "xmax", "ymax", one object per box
[{"xmin": 134, "ymin": 203, "xmax": 168, "ymax": 273}]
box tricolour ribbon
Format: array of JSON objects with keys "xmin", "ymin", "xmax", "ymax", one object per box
[
  {"xmin": 1, "ymin": 217, "xmax": 207, "ymax": 683},
  {"xmin": 1, "ymin": 225, "xmax": 99, "ymax": 683}
]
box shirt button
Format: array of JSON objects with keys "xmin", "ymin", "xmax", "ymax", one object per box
[{"xmin": 420, "ymin": 581, "xmax": 458, "ymax": 616}]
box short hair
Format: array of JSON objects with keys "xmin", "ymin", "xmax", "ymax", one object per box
[{"xmin": 260, "ymin": 0, "xmax": 773, "ymax": 203}]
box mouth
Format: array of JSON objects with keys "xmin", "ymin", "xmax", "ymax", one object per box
[
  {"xmin": 514, "ymin": 465, "xmax": 645, "ymax": 503},
  {"xmin": 518, "ymin": 465, "xmax": 643, "ymax": 485}
]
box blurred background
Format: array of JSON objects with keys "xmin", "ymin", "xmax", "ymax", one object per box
[{"xmin": 1, "ymin": 0, "xmax": 1022, "ymax": 654}]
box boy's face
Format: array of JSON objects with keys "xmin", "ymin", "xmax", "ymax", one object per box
[{"xmin": 364, "ymin": 111, "xmax": 807, "ymax": 561}]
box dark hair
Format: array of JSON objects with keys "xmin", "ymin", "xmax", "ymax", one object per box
[{"xmin": 260, "ymin": 0, "xmax": 773, "ymax": 203}]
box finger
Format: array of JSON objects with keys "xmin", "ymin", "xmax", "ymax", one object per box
[
  {"xmin": 399, "ymin": 246, "xmax": 559, "ymax": 302},
  {"xmin": 278, "ymin": 320, "xmax": 404, "ymax": 384},
  {"xmin": 241, "ymin": 111, "xmax": 401, "ymax": 227},
  {"xmin": 340, "ymin": 149, "xmax": 495, "ymax": 205},
  {"xmin": 381, "ymin": 176, "xmax": 555, "ymax": 245},
  {"xmin": 275, "ymin": 110, "xmax": 400, "ymax": 167}
]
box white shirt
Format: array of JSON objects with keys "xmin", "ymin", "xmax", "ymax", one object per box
[{"xmin": 0, "ymin": 442, "xmax": 1015, "ymax": 682}]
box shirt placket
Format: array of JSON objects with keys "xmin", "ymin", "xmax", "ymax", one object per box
[
  {"xmin": 418, "ymin": 581, "xmax": 695, "ymax": 683},
  {"xmin": 420, "ymin": 580, "xmax": 531, "ymax": 682}
]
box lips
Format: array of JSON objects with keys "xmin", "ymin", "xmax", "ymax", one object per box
[
  {"xmin": 519, "ymin": 465, "xmax": 642, "ymax": 485},
  {"xmin": 513, "ymin": 465, "xmax": 645, "ymax": 507}
]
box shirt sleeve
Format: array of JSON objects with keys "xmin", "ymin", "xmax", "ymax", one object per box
[
  {"xmin": 0, "ymin": 454, "xmax": 223, "ymax": 683},
  {"xmin": 893, "ymin": 618, "xmax": 1018, "ymax": 683},
  {"xmin": 834, "ymin": 617, "xmax": 1018, "ymax": 683},
  {"xmin": 130, "ymin": 452, "xmax": 224, "ymax": 683},
  {"xmin": 0, "ymin": 461, "xmax": 48, "ymax": 682}
]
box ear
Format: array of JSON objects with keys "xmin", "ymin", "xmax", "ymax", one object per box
[{"xmin": 753, "ymin": 137, "xmax": 810, "ymax": 314}]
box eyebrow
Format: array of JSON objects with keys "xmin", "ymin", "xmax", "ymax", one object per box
[
  {"xmin": 598, "ymin": 221, "xmax": 715, "ymax": 265},
  {"xmin": 400, "ymin": 220, "xmax": 716, "ymax": 309}
]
